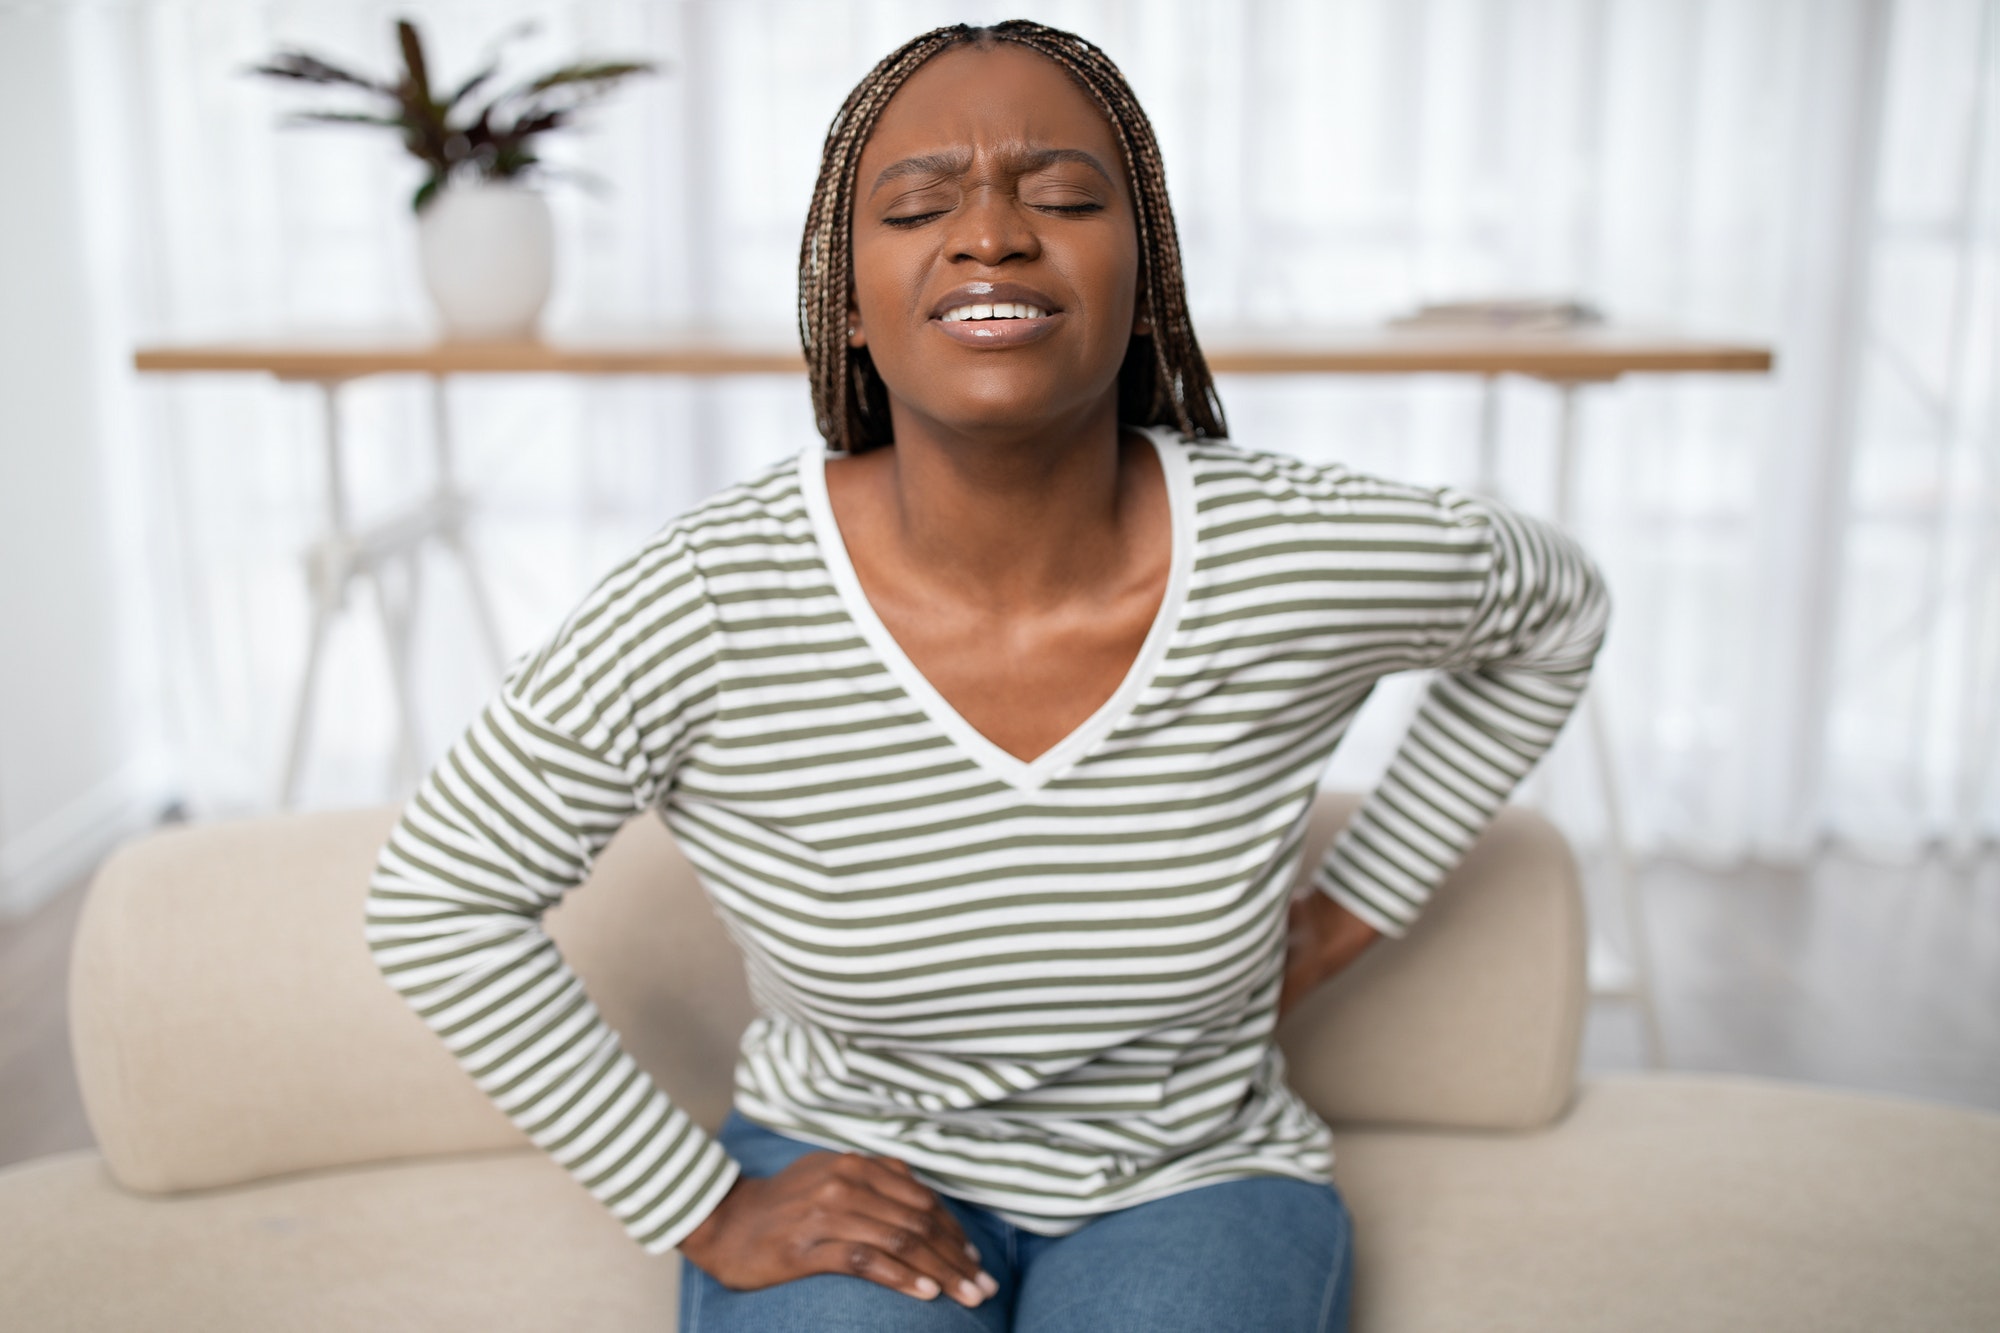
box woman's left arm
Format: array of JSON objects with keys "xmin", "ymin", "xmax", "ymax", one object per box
[{"xmin": 1281, "ymin": 493, "xmax": 1611, "ymax": 1013}]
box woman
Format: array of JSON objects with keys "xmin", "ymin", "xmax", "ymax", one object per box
[{"xmin": 364, "ymin": 19, "xmax": 1609, "ymax": 1332}]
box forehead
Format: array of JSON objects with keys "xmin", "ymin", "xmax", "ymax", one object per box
[{"xmin": 858, "ymin": 42, "xmax": 1125, "ymax": 180}]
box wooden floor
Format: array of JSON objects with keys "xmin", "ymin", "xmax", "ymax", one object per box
[
  {"xmin": 0, "ymin": 870, "xmax": 94, "ymax": 1170},
  {"xmin": 1578, "ymin": 849, "xmax": 2000, "ymax": 1112},
  {"xmin": 3, "ymin": 846, "xmax": 1997, "ymax": 1172}
]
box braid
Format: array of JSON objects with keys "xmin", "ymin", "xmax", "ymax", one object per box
[{"xmin": 797, "ymin": 20, "xmax": 1227, "ymax": 454}]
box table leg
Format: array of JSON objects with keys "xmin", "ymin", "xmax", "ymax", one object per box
[
  {"xmin": 368, "ymin": 557, "xmax": 422, "ymax": 793},
  {"xmin": 279, "ymin": 558, "xmax": 336, "ymax": 807},
  {"xmin": 278, "ymin": 377, "xmax": 441, "ymax": 804},
  {"xmin": 430, "ymin": 375, "xmax": 508, "ymax": 675},
  {"xmin": 1550, "ymin": 377, "xmax": 1667, "ymax": 1069},
  {"xmin": 1554, "ymin": 379, "xmax": 1578, "ymax": 523},
  {"xmin": 278, "ymin": 381, "xmax": 352, "ymax": 807},
  {"xmin": 1477, "ymin": 373, "xmax": 1501, "ymax": 498}
]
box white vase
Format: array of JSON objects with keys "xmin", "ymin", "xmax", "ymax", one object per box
[{"xmin": 416, "ymin": 179, "xmax": 554, "ymax": 341}]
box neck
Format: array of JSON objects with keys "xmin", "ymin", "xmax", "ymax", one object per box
[{"xmin": 869, "ymin": 397, "xmax": 1150, "ymax": 609}]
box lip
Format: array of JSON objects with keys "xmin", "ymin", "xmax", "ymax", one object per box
[
  {"xmin": 927, "ymin": 280, "xmax": 1063, "ymax": 321},
  {"xmin": 927, "ymin": 280, "xmax": 1066, "ymax": 349}
]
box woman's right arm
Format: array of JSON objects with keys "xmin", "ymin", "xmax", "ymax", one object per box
[
  {"xmin": 362, "ymin": 531, "xmax": 740, "ymax": 1254},
  {"xmin": 362, "ymin": 529, "xmax": 993, "ymax": 1305}
]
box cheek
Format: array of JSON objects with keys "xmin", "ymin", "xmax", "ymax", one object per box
[
  {"xmin": 1065, "ymin": 231, "xmax": 1142, "ymax": 338},
  {"xmin": 849, "ymin": 232, "xmax": 924, "ymax": 325}
]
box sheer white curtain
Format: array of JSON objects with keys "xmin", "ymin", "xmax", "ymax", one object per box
[{"xmin": 80, "ymin": 0, "xmax": 1998, "ymax": 862}]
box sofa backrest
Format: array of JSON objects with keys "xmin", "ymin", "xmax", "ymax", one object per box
[{"xmin": 69, "ymin": 791, "xmax": 1585, "ymax": 1195}]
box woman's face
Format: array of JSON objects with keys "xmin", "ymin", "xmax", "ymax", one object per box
[{"xmin": 848, "ymin": 42, "xmax": 1144, "ymax": 443}]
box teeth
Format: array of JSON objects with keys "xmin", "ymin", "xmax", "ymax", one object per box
[{"xmin": 940, "ymin": 302, "xmax": 1049, "ymax": 322}]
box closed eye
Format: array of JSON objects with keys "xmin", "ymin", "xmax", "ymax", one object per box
[{"xmin": 883, "ymin": 200, "xmax": 1104, "ymax": 227}]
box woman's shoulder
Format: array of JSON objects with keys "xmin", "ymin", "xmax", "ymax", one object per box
[
  {"xmin": 505, "ymin": 451, "xmax": 818, "ymax": 693},
  {"xmin": 650, "ymin": 448, "xmax": 818, "ymax": 561},
  {"xmin": 1176, "ymin": 433, "xmax": 1481, "ymax": 528}
]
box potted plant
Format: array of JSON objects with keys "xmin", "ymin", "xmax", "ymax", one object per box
[{"xmin": 249, "ymin": 18, "xmax": 658, "ymax": 340}]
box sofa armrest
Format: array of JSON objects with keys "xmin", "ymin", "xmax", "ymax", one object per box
[
  {"xmin": 1277, "ymin": 794, "xmax": 1588, "ymax": 1132},
  {"xmin": 68, "ymin": 805, "xmax": 752, "ymax": 1195}
]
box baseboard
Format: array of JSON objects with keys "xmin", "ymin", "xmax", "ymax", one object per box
[{"xmin": 0, "ymin": 754, "xmax": 171, "ymax": 919}]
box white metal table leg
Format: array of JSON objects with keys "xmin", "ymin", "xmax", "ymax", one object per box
[
  {"xmin": 429, "ymin": 375, "xmax": 508, "ymax": 676},
  {"xmin": 279, "ymin": 555, "xmax": 336, "ymax": 806},
  {"xmin": 368, "ymin": 558, "xmax": 423, "ymax": 792},
  {"xmin": 282, "ymin": 374, "xmax": 488, "ymax": 804},
  {"xmin": 1551, "ymin": 378, "xmax": 1668, "ymax": 1069},
  {"xmin": 278, "ymin": 380, "xmax": 352, "ymax": 807},
  {"xmin": 1476, "ymin": 374, "xmax": 1501, "ymax": 497}
]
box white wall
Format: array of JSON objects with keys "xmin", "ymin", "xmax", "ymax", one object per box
[{"xmin": 0, "ymin": 6, "xmax": 168, "ymax": 918}]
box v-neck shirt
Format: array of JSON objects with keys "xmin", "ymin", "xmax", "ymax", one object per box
[
  {"xmin": 797, "ymin": 429, "xmax": 1196, "ymax": 792},
  {"xmin": 366, "ymin": 431, "xmax": 1611, "ymax": 1256}
]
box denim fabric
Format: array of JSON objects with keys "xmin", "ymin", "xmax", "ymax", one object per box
[{"xmin": 678, "ymin": 1110, "xmax": 1354, "ymax": 1332}]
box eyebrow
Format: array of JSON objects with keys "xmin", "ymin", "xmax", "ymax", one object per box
[{"xmin": 869, "ymin": 146, "xmax": 1114, "ymax": 194}]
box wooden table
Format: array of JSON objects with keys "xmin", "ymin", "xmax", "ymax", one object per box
[
  {"xmin": 136, "ymin": 323, "xmax": 1772, "ymax": 518},
  {"xmin": 133, "ymin": 323, "xmax": 1772, "ymax": 378},
  {"xmin": 136, "ymin": 324, "xmax": 1776, "ymax": 1068}
]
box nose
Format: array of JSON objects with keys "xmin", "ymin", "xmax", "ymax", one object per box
[{"xmin": 943, "ymin": 185, "xmax": 1040, "ymax": 267}]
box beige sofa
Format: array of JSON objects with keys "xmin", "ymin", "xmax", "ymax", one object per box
[{"xmin": 2, "ymin": 793, "xmax": 1996, "ymax": 1331}]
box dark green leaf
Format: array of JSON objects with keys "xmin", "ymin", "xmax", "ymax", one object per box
[
  {"xmin": 518, "ymin": 59, "xmax": 658, "ymax": 94},
  {"xmin": 397, "ymin": 19, "xmax": 433, "ymax": 109},
  {"xmin": 280, "ymin": 110, "xmax": 407, "ymax": 128},
  {"xmin": 504, "ymin": 108, "xmax": 572, "ymax": 139},
  {"xmin": 244, "ymin": 51, "xmax": 392, "ymax": 93},
  {"xmin": 443, "ymin": 60, "xmax": 497, "ymax": 111}
]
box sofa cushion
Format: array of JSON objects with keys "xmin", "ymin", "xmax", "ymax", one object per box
[
  {"xmin": 0, "ymin": 1146, "xmax": 682, "ymax": 1332},
  {"xmin": 1331, "ymin": 1072, "xmax": 2000, "ymax": 1332},
  {"xmin": 1279, "ymin": 793, "xmax": 1587, "ymax": 1134},
  {"xmin": 5, "ymin": 1074, "xmax": 1994, "ymax": 1331},
  {"xmin": 67, "ymin": 804, "xmax": 757, "ymax": 1194}
]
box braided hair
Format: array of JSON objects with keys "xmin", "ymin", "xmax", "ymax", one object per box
[{"xmin": 797, "ymin": 19, "xmax": 1228, "ymax": 454}]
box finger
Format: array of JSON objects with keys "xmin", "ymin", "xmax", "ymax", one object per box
[
  {"xmin": 862, "ymin": 1164, "xmax": 981, "ymax": 1262},
  {"xmin": 856, "ymin": 1212, "xmax": 987, "ymax": 1304},
  {"xmin": 823, "ymin": 1157, "xmax": 975, "ymax": 1263},
  {"xmin": 808, "ymin": 1239, "xmax": 943, "ymax": 1302},
  {"xmin": 845, "ymin": 1188, "xmax": 986, "ymax": 1287},
  {"xmin": 841, "ymin": 1156, "xmax": 982, "ymax": 1268},
  {"xmin": 810, "ymin": 1226, "xmax": 991, "ymax": 1308}
]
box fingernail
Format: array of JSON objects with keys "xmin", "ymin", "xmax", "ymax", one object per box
[
  {"xmin": 957, "ymin": 1278, "xmax": 983, "ymax": 1304},
  {"xmin": 964, "ymin": 1241, "xmax": 981, "ymax": 1261},
  {"xmin": 915, "ymin": 1276, "xmax": 940, "ymax": 1299},
  {"xmin": 976, "ymin": 1270, "xmax": 999, "ymax": 1297}
]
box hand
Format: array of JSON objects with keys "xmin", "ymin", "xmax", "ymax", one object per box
[
  {"xmin": 1277, "ymin": 891, "xmax": 1381, "ymax": 1021},
  {"xmin": 678, "ymin": 1150, "xmax": 998, "ymax": 1309}
]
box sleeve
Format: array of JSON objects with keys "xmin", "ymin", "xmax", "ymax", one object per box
[
  {"xmin": 1310, "ymin": 490, "xmax": 1612, "ymax": 939},
  {"xmin": 361, "ymin": 532, "xmax": 740, "ymax": 1255}
]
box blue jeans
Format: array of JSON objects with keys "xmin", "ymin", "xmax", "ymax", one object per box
[{"xmin": 679, "ymin": 1110, "xmax": 1355, "ymax": 1332}]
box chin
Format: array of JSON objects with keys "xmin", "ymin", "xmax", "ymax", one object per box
[{"xmin": 905, "ymin": 366, "xmax": 1117, "ymax": 438}]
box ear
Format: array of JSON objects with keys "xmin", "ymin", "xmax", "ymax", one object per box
[
  {"xmin": 1132, "ymin": 301, "xmax": 1152, "ymax": 337},
  {"xmin": 847, "ymin": 302, "xmax": 867, "ymax": 349}
]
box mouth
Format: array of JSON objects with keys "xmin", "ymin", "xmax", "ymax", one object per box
[
  {"xmin": 927, "ymin": 281, "xmax": 1064, "ymax": 348},
  {"xmin": 938, "ymin": 300, "xmax": 1052, "ymax": 322}
]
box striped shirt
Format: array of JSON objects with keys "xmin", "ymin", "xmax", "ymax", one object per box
[{"xmin": 363, "ymin": 428, "xmax": 1609, "ymax": 1256}]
